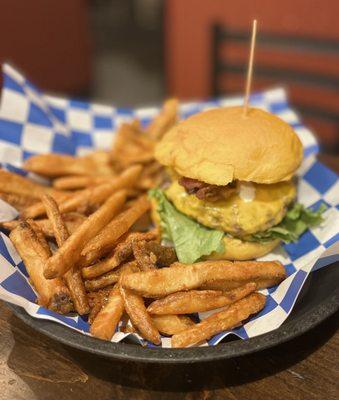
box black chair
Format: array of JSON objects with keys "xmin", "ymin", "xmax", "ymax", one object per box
[{"xmin": 211, "ymin": 25, "xmax": 339, "ymax": 153}]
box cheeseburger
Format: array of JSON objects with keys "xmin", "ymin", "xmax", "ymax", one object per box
[{"xmin": 150, "ymin": 106, "xmax": 325, "ymax": 263}]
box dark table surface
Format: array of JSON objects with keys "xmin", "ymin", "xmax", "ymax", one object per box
[{"xmin": 0, "ymin": 154, "xmax": 338, "ymax": 400}]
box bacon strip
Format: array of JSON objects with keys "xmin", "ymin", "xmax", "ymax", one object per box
[{"xmin": 178, "ymin": 177, "xmax": 237, "ymax": 201}]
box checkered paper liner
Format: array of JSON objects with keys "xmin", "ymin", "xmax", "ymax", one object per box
[{"xmin": 0, "ymin": 64, "xmax": 338, "ymax": 348}]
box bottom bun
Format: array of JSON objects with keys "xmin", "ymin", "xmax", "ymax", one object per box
[{"xmin": 207, "ymin": 236, "xmax": 280, "ymax": 261}]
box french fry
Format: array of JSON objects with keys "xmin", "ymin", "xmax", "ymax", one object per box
[
  {"xmin": 21, "ymin": 191, "xmax": 73, "ymax": 219},
  {"xmin": 81, "ymin": 237, "xmax": 131, "ymax": 280},
  {"xmin": 145, "ymin": 242, "xmax": 177, "ymax": 267},
  {"xmin": 39, "ymin": 212, "xmax": 86, "ymax": 237},
  {"xmin": 88, "ymin": 298, "xmax": 104, "ymax": 324},
  {"xmin": 53, "ymin": 175, "xmax": 114, "ymax": 190},
  {"xmin": 85, "ymin": 261, "xmax": 139, "ymax": 291},
  {"xmin": 120, "ymin": 260, "xmax": 286, "ymax": 298},
  {"xmin": 85, "ymin": 150, "xmax": 117, "ymax": 175},
  {"xmin": 85, "ymin": 270, "xmax": 120, "ymax": 291},
  {"xmin": 87, "ymin": 288, "xmax": 111, "ymax": 324},
  {"xmin": 110, "ymin": 122, "xmax": 155, "ymax": 171},
  {"xmin": 147, "ymin": 99, "xmax": 178, "ymax": 140},
  {"xmin": 120, "ymin": 285, "xmax": 161, "ymax": 345},
  {"xmin": 133, "ymin": 240, "xmax": 176, "ymax": 270},
  {"xmin": 137, "ymin": 161, "xmax": 164, "ymax": 191},
  {"xmin": 0, "ymin": 220, "xmax": 21, "ymax": 231},
  {"xmin": 81, "ymin": 195, "xmax": 151, "ymax": 264},
  {"xmin": 147, "ymin": 283, "xmax": 257, "ymax": 315},
  {"xmin": 22, "ymin": 164, "xmax": 141, "ymax": 219},
  {"xmin": 152, "ymin": 315, "xmax": 195, "ymax": 336},
  {"xmin": 81, "ymin": 230, "xmax": 158, "ymax": 279},
  {"xmin": 90, "ymin": 288, "xmax": 124, "ymax": 340},
  {"xmin": 63, "ymin": 269, "xmax": 89, "ymax": 315},
  {"xmin": 132, "ymin": 240, "xmax": 156, "ymax": 271},
  {"xmin": 0, "ymin": 169, "xmax": 62, "ymax": 199},
  {"xmin": 42, "ymin": 195, "xmax": 69, "ymax": 245},
  {"xmin": 42, "ymin": 195, "xmax": 89, "ymax": 314},
  {"xmin": 0, "ymin": 192, "xmax": 38, "ymax": 211},
  {"xmin": 171, "ymin": 293, "xmax": 266, "ymax": 348},
  {"xmin": 10, "ymin": 222, "xmax": 73, "ymax": 313},
  {"xmin": 90, "ymin": 261, "xmax": 138, "ymax": 340},
  {"xmin": 26, "ymin": 219, "xmax": 52, "ymax": 257},
  {"xmin": 23, "ymin": 151, "xmax": 114, "ymax": 177},
  {"xmin": 44, "ymin": 190, "xmax": 126, "ymax": 279},
  {"xmin": 201, "ymin": 278, "xmax": 282, "ymax": 291},
  {"xmin": 0, "ymin": 213, "xmax": 85, "ymax": 237}
]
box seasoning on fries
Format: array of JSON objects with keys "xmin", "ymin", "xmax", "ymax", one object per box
[
  {"xmin": 81, "ymin": 195, "xmax": 151, "ymax": 264},
  {"xmin": 0, "ymin": 169, "xmax": 61, "ymax": 199},
  {"xmin": 147, "ymin": 98, "xmax": 178, "ymax": 140},
  {"xmin": 90, "ymin": 287, "xmax": 124, "ymax": 341},
  {"xmin": 89, "ymin": 262, "xmax": 138, "ymax": 340},
  {"xmin": 132, "ymin": 239, "xmax": 157, "ymax": 271},
  {"xmin": 10, "ymin": 222, "xmax": 73, "ymax": 313},
  {"xmin": 44, "ymin": 190, "xmax": 127, "ymax": 279},
  {"xmin": 23, "ymin": 151, "xmax": 114, "ymax": 177},
  {"xmin": 120, "ymin": 260, "xmax": 285, "ymax": 298},
  {"xmin": 84, "ymin": 270, "xmax": 120, "ymax": 291},
  {"xmin": 53, "ymin": 175, "xmax": 116, "ymax": 190},
  {"xmin": 110, "ymin": 122, "xmax": 155, "ymax": 171},
  {"xmin": 0, "ymin": 192, "xmax": 37, "ymax": 211},
  {"xmin": 82, "ymin": 230, "xmax": 158, "ymax": 279},
  {"xmin": 42, "ymin": 194, "xmax": 89, "ymax": 315},
  {"xmin": 87, "ymin": 288, "xmax": 111, "ymax": 324},
  {"xmin": 147, "ymin": 282, "xmax": 257, "ymax": 315},
  {"xmin": 120, "ymin": 285, "xmax": 161, "ymax": 345},
  {"xmin": 171, "ymin": 293, "xmax": 266, "ymax": 348},
  {"xmin": 152, "ymin": 314, "xmax": 195, "ymax": 336},
  {"xmin": 1, "ymin": 212, "xmax": 85, "ymax": 238},
  {"xmin": 23, "ymin": 165, "xmax": 141, "ymax": 219}
]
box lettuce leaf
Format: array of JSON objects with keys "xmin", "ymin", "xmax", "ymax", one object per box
[
  {"xmin": 149, "ymin": 188, "xmax": 224, "ymax": 264},
  {"xmin": 250, "ymin": 203, "xmax": 327, "ymax": 243},
  {"xmin": 149, "ymin": 188, "xmax": 326, "ymax": 261}
]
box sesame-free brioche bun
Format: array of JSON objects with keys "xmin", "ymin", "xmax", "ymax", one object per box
[
  {"xmin": 207, "ymin": 236, "xmax": 280, "ymax": 261},
  {"xmin": 155, "ymin": 106, "xmax": 303, "ymax": 185}
]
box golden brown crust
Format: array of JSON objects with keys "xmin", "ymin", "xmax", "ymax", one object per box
[{"xmin": 155, "ymin": 106, "xmax": 303, "ymax": 185}]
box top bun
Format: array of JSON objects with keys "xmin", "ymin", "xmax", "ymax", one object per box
[{"xmin": 155, "ymin": 106, "xmax": 303, "ymax": 185}]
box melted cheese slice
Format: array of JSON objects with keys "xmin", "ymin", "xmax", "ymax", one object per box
[{"xmin": 166, "ymin": 180, "xmax": 296, "ymax": 237}]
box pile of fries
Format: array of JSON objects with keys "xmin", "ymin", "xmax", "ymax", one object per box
[{"xmin": 0, "ymin": 99, "xmax": 287, "ymax": 347}]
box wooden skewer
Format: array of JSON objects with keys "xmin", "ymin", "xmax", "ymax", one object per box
[{"xmin": 243, "ymin": 19, "xmax": 258, "ymax": 117}]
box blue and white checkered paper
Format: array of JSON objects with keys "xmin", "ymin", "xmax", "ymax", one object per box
[{"xmin": 0, "ymin": 64, "xmax": 338, "ymax": 348}]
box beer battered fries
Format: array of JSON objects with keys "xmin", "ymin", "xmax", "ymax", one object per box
[
  {"xmin": 81, "ymin": 195, "xmax": 151, "ymax": 264},
  {"xmin": 22, "ymin": 164, "xmax": 142, "ymax": 219},
  {"xmin": 23, "ymin": 151, "xmax": 114, "ymax": 177},
  {"xmin": 82, "ymin": 230, "xmax": 158, "ymax": 279},
  {"xmin": 42, "ymin": 195, "xmax": 89, "ymax": 315},
  {"xmin": 147, "ymin": 283, "xmax": 257, "ymax": 315},
  {"xmin": 44, "ymin": 190, "xmax": 127, "ymax": 279},
  {"xmin": 10, "ymin": 222, "xmax": 73, "ymax": 313},
  {"xmin": 1, "ymin": 212, "xmax": 85, "ymax": 237},
  {"xmin": 90, "ymin": 287, "xmax": 124, "ymax": 340},
  {"xmin": 120, "ymin": 260, "xmax": 285, "ymax": 298},
  {"xmin": 171, "ymin": 293, "xmax": 266, "ymax": 348},
  {"xmin": 152, "ymin": 315, "xmax": 195, "ymax": 336}
]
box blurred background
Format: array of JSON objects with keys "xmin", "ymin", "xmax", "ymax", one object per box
[{"xmin": 0, "ymin": 0, "xmax": 338, "ymax": 153}]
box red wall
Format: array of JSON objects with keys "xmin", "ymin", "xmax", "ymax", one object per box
[
  {"xmin": 0, "ymin": 0, "xmax": 91, "ymax": 94},
  {"xmin": 165, "ymin": 0, "xmax": 339, "ymax": 99}
]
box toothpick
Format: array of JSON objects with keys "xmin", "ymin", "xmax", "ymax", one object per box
[{"xmin": 243, "ymin": 19, "xmax": 257, "ymax": 117}]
